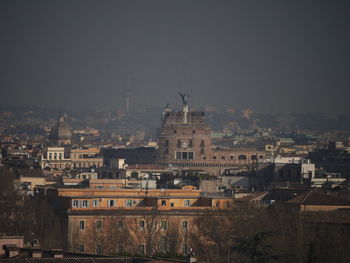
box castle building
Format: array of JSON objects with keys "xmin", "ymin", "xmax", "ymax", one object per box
[{"xmin": 158, "ymin": 94, "xmax": 265, "ymax": 175}]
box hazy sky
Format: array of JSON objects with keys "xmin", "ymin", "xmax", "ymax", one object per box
[{"xmin": 1, "ymin": 0, "xmax": 350, "ymax": 114}]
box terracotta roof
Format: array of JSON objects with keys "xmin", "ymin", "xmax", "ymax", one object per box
[
  {"xmin": 145, "ymin": 260, "xmax": 185, "ymax": 263},
  {"xmin": 287, "ymin": 190, "xmax": 350, "ymax": 206},
  {"xmin": 0, "ymin": 258, "xmax": 131, "ymax": 263}
]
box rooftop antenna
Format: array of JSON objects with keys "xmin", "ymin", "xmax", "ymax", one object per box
[
  {"xmin": 125, "ymin": 74, "xmax": 131, "ymax": 115},
  {"xmin": 182, "ymin": 60, "xmax": 189, "ymax": 94}
]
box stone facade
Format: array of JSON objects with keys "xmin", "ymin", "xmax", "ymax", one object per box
[
  {"xmin": 158, "ymin": 98, "xmax": 265, "ymax": 175},
  {"xmin": 41, "ymin": 147, "xmax": 103, "ymax": 171}
]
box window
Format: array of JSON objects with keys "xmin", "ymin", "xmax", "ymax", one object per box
[
  {"xmin": 176, "ymin": 140, "xmax": 181, "ymax": 148},
  {"xmin": 161, "ymin": 200, "xmax": 166, "ymax": 207},
  {"xmin": 170, "ymin": 202, "xmax": 174, "ymax": 207},
  {"xmin": 160, "ymin": 220, "xmax": 168, "ymax": 230},
  {"xmin": 182, "ymin": 244, "xmax": 189, "ymax": 255},
  {"xmin": 92, "ymin": 200, "xmax": 99, "ymax": 207},
  {"xmin": 200, "ymin": 149, "xmax": 205, "ymax": 155},
  {"xmin": 183, "ymin": 221, "xmax": 188, "ymax": 231},
  {"xmin": 213, "ymin": 156, "xmax": 217, "ymax": 160},
  {"xmin": 72, "ymin": 200, "xmax": 79, "ymax": 208},
  {"xmin": 126, "ymin": 200, "xmax": 133, "ymax": 207},
  {"xmin": 200, "ymin": 140, "xmax": 205, "ymax": 147},
  {"xmin": 79, "ymin": 244, "xmax": 84, "ymax": 253},
  {"xmin": 188, "ymin": 140, "xmax": 193, "ymax": 148},
  {"xmin": 96, "ymin": 245, "xmax": 102, "ymax": 255},
  {"xmin": 108, "ymin": 200, "xmax": 115, "ymax": 207},
  {"xmin": 176, "ymin": 151, "xmax": 194, "ymax": 160},
  {"xmin": 184, "ymin": 200, "xmax": 191, "ymax": 207},
  {"xmin": 221, "ymin": 156, "xmax": 225, "ymax": 160},
  {"xmin": 230, "ymin": 155, "xmax": 234, "ymax": 160},
  {"xmin": 117, "ymin": 220, "xmax": 124, "ymax": 231},
  {"xmin": 79, "ymin": 221, "xmax": 85, "ymax": 230},
  {"xmin": 139, "ymin": 220, "xmax": 145, "ymax": 231},
  {"xmin": 165, "ymin": 140, "xmax": 169, "ymax": 147},
  {"xmin": 48, "ymin": 153, "xmax": 52, "ymax": 160},
  {"xmin": 117, "ymin": 244, "xmax": 124, "ymax": 253},
  {"xmin": 192, "ymin": 130, "xmax": 196, "ymax": 134},
  {"xmin": 174, "ymin": 130, "xmax": 177, "ymax": 134},
  {"xmin": 81, "ymin": 200, "xmax": 89, "ymax": 208},
  {"xmin": 59, "ymin": 153, "xmax": 62, "ymax": 160},
  {"xmin": 54, "ymin": 153, "xmax": 57, "ymax": 160},
  {"xmin": 159, "ymin": 236, "xmax": 168, "ymax": 252},
  {"xmin": 96, "ymin": 220, "xmax": 102, "ymax": 230},
  {"xmin": 238, "ymin": 155, "xmax": 247, "ymax": 160},
  {"xmin": 139, "ymin": 244, "xmax": 145, "ymax": 255},
  {"xmin": 176, "ymin": 152, "xmax": 182, "ymax": 159}
]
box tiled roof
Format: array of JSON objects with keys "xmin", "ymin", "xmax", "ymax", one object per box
[
  {"xmin": 287, "ymin": 190, "xmax": 350, "ymax": 206},
  {"xmin": 0, "ymin": 258, "xmax": 132, "ymax": 263}
]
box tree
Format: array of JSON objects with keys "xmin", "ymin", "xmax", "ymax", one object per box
[
  {"xmin": 232, "ymin": 232, "xmax": 280, "ymax": 263},
  {"xmin": 0, "ymin": 167, "xmax": 36, "ymax": 241},
  {"xmin": 127, "ymin": 212, "xmax": 164, "ymax": 257}
]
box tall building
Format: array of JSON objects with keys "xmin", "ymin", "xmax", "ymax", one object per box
[{"xmin": 158, "ymin": 94, "xmax": 265, "ymax": 174}]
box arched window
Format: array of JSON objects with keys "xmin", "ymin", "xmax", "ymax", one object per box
[
  {"xmin": 48, "ymin": 153, "xmax": 52, "ymax": 160},
  {"xmin": 59, "ymin": 153, "xmax": 62, "ymax": 160},
  {"xmin": 238, "ymin": 155, "xmax": 247, "ymax": 160},
  {"xmin": 54, "ymin": 153, "xmax": 57, "ymax": 160}
]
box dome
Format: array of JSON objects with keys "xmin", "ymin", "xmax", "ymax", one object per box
[{"xmin": 50, "ymin": 113, "xmax": 72, "ymax": 145}]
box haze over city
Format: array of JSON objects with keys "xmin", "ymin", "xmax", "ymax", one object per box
[
  {"xmin": 3, "ymin": 1, "xmax": 350, "ymax": 263},
  {"xmin": 1, "ymin": 0, "xmax": 350, "ymax": 114}
]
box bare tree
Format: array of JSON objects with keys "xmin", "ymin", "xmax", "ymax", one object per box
[{"xmin": 127, "ymin": 212, "xmax": 164, "ymax": 257}]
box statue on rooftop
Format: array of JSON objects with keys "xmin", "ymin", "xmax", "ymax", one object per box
[{"xmin": 179, "ymin": 92, "xmax": 189, "ymax": 106}]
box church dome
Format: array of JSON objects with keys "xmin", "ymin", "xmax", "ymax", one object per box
[{"xmin": 50, "ymin": 113, "xmax": 72, "ymax": 145}]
